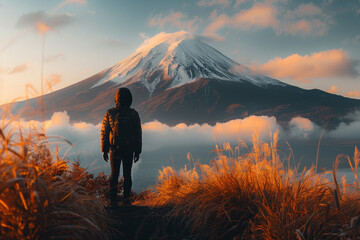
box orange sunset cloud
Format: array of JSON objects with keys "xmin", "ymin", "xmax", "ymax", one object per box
[
  {"xmin": 203, "ymin": 3, "xmax": 278, "ymax": 37},
  {"xmin": 251, "ymin": 49, "xmax": 358, "ymax": 82},
  {"xmin": 36, "ymin": 22, "xmax": 52, "ymax": 35},
  {"xmin": 345, "ymin": 90, "xmax": 360, "ymax": 98},
  {"xmin": 327, "ymin": 85, "xmax": 339, "ymax": 94}
]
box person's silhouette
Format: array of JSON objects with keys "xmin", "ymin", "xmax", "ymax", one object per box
[{"xmin": 101, "ymin": 87, "xmax": 142, "ymax": 205}]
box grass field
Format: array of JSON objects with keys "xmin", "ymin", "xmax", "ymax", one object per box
[{"xmin": 139, "ymin": 131, "xmax": 360, "ymax": 239}]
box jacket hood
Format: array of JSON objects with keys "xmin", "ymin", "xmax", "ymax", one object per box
[{"xmin": 115, "ymin": 87, "xmax": 133, "ymax": 108}]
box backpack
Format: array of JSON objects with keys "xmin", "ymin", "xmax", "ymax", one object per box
[{"xmin": 113, "ymin": 108, "xmax": 135, "ymax": 151}]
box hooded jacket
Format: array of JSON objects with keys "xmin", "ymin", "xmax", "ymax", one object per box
[{"xmin": 101, "ymin": 88, "xmax": 142, "ymax": 154}]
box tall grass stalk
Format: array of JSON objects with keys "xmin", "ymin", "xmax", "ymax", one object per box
[{"xmin": 141, "ymin": 130, "xmax": 360, "ymax": 239}]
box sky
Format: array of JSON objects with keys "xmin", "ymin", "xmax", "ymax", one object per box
[{"xmin": 0, "ymin": 0, "xmax": 360, "ymax": 105}]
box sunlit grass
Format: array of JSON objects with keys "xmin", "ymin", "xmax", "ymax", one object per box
[
  {"xmin": 0, "ymin": 108, "xmax": 111, "ymax": 240},
  {"xmin": 140, "ymin": 130, "xmax": 360, "ymax": 239}
]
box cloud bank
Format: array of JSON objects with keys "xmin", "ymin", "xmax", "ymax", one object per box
[
  {"xmin": 251, "ymin": 49, "xmax": 359, "ymax": 82},
  {"xmin": 12, "ymin": 111, "xmax": 360, "ymax": 148},
  {"xmin": 345, "ymin": 91, "xmax": 360, "ymax": 98},
  {"xmin": 143, "ymin": 115, "xmax": 280, "ymax": 151},
  {"xmin": 327, "ymin": 112, "xmax": 360, "ymax": 139},
  {"xmin": 6, "ymin": 111, "xmax": 360, "ymax": 173}
]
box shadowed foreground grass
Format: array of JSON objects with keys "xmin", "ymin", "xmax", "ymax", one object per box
[
  {"xmin": 0, "ymin": 114, "xmax": 112, "ymax": 239},
  {"xmin": 139, "ymin": 131, "xmax": 360, "ymax": 240}
]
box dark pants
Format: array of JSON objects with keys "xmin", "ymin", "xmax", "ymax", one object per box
[{"xmin": 109, "ymin": 150, "xmax": 133, "ymax": 200}]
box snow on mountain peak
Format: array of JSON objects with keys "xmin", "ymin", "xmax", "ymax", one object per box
[
  {"xmin": 135, "ymin": 31, "xmax": 191, "ymax": 54},
  {"xmin": 92, "ymin": 31, "xmax": 284, "ymax": 92}
]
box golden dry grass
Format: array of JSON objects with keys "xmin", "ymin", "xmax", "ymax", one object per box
[
  {"xmin": 0, "ymin": 108, "xmax": 111, "ymax": 240},
  {"xmin": 140, "ymin": 130, "xmax": 360, "ymax": 240}
]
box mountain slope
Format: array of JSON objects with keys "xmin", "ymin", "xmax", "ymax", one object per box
[{"xmin": 137, "ymin": 78, "xmax": 360, "ymax": 127}]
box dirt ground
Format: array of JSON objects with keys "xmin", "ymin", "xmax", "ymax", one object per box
[{"xmin": 106, "ymin": 203, "xmax": 200, "ymax": 240}]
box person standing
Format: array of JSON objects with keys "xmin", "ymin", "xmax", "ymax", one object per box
[{"xmin": 101, "ymin": 87, "xmax": 142, "ymax": 205}]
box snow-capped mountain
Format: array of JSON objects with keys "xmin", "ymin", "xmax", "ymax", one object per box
[
  {"xmin": 4, "ymin": 32, "xmax": 360, "ymax": 127},
  {"xmin": 92, "ymin": 31, "xmax": 284, "ymax": 95}
]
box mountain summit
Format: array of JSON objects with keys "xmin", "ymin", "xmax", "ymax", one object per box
[
  {"xmin": 5, "ymin": 32, "xmax": 360, "ymax": 126},
  {"xmin": 92, "ymin": 31, "xmax": 283, "ymax": 94}
]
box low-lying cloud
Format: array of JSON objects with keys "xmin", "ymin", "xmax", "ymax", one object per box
[
  {"xmin": 143, "ymin": 115, "xmax": 280, "ymax": 151},
  {"xmin": 327, "ymin": 111, "xmax": 360, "ymax": 139},
  {"xmin": 288, "ymin": 117, "xmax": 321, "ymax": 139},
  {"xmin": 6, "ymin": 111, "xmax": 360, "ymax": 172}
]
